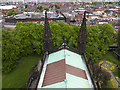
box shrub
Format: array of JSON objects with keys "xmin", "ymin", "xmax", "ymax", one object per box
[
  {"xmin": 99, "ymin": 61, "xmax": 104, "ymax": 66},
  {"xmin": 110, "ymin": 66, "xmax": 115, "ymax": 70},
  {"xmin": 101, "ymin": 66, "xmax": 108, "ymax": 70},
  {"xmin": 106, "ymin": 61, "xmax": 113, "ymax": 65}
]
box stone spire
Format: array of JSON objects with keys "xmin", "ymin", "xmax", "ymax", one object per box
[
  {"xmin": 77, "ymin": 11, "xmax": 87, "ymax": 55},
  {"xmin": 43, "ymin": 11, "xmax": 53, "ymax": 53}
]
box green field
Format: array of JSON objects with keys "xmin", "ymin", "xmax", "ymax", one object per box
[
  {"xmin": 2, "ymin": 55, "xmax": 41, "ymax": 88},
  {"xmin": 101, "ymin": 51, "xmax": 118, "ymax": 65}
]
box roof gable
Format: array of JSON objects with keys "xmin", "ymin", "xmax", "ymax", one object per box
[{"xmin": 38, "ymin": 49, "xmax": 94, "ymax": 88}]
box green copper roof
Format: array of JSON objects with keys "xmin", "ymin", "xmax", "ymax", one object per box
[
  {"xmin": 40, "ymin": 49, "xmax": 94, "ymax": 88},
  {"xmin": 47, "ymin": 49, "xmax": 85, "ymax": 70},
  {"xmin": 41, "ymin": 73, "xmax": 91, "ymax": 88},
  {"xmin": 66, "ymin": 73, "xmax": 90, "ymax": 88},
  {"xmin": 47, "ymin": 49, "xmax": 65, "ymax": 64}
]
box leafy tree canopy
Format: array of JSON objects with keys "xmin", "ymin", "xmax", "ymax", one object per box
[
  {"xmin": 2, "ymin": 22, "xmax": 115, "ymax": 73},
  {"xmin": 118, "ymin": 30, "xmax": 120, "ymax": 47},
  {"xmin": 7, "ymin": 10, "xmax": 18, "ymax": 16},
  {"xmin": 50, "ymin": 5, "xmax": 60, "ymax": 9},
  {"xmin": 37, "ymin": 6, "xmax": 43, "ymax": 10},
  {"xmin": 2, "ymin": 29, "xmax": 22, "ymax": 73},
  {"xmin": 44, "ymin": 8, "xmax": 49, "ymax": 11},
  {"xmin": 25, "ymin": 4, "xmax": 28, "ymax": 8},
  {"xmin": 55, "ymin": 5, "xmax": 60, "ymax": 9}
]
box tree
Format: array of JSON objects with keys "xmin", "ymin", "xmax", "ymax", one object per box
[
  {"xmin": 7, "ymin": 10, "xmax": 18, "ymax": 16},
  {"xmin": 3, "ymin": 21, "xmax": 115, "ymax": 73},
  {"xmin": 40, "ymin": 10, "xmax": 43, "ymax": 12},
  {"xmin": 40, "ymin": 6, "xmax": 43, "ymax": 10},
  {"xmin": 50, "ymin": 5, "xmax": 54, "ymax": 8},
  {"xmin": 69, "ymin": 25, "xmax": 80, "ymax": 48},
  {"xmin": 15, "ymin": 22, "xmax": 44, "ymax": 56},
  {"xmin": 37, "ymin": 6, "xmax": 43, "ymax": 10},
  {"xmin": 118, "ymin": 30, "xmax": 120, "ymax": 47},
  {"xmin": 2, "ymin": 29, "xmax": 22, "ymax": 73},
  {"xmin": 25, "ymin": 4, "xmax": 28, "ymax": 8},
  {"xmin": 117, "ymin": 30, "xmax": 120, "ymax": 56},
  {"xmin": 55, "ymin": 5, "xmax": 60, "ymax": 9},
  {"xmin": 118, "ymin": 66, "xmax": 120, "ymax": 78},
  {"xmin": 44, "ymin": 8, "xmax": 49, "ymax": 11},
  {"xmin": 49, "ymin": 21, "xmax": 63, "ymax": 47},
  {"xmin": 71, "ymin": 2, "xmax": 73, "ymax": 4},
  {"xmin": 0, "ymin": 29, "xmax": 2, "ymax": 71},
  {"xmin": 86, "ymin": 24, "xmax": 115, "ymax": 63},
  {"xmin": 50, "ymin": 22, "xmax": 114, "ymax": 64}
]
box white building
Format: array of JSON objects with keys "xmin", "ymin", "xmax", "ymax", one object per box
[{"xmin": 0, "ymin": 5, "xmax": 16, "ymax": 10}]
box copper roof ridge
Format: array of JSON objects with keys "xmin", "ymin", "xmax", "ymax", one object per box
[{"xmin": 50, "ymin": 48, "xmax": 80, "ymax": 56}]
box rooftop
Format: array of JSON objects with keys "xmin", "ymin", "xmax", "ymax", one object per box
[
  {"xmin": 0, "ymin": 5, "xmax": 16, "ymax": 10},
  {"xmin": 6, "ymin": 11, "xmax": 64, "ymax": 19},
  {"xmin": 37, "ymin": 49, "xmax": 94, "ymax": 88}
]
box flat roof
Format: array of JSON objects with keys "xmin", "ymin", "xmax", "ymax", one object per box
[{"xmin": 0, "ymin": 5, "xmax": 16, "ymax": 10}]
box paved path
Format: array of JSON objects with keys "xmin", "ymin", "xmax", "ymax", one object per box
[{"xmin": 109, "ymin": 71, "xmax": 120, "ymax": 89}]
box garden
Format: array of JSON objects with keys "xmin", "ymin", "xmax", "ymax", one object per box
[
  {"xmin": 98, "ymin": 60, "xmax": 116, "ymax": 71},
  {"xmin": 99, "ymin": 51, "xmax": 120, "ymax": 88}
]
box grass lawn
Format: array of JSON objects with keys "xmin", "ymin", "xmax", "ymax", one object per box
[
  {"xmin": 0, "ymin": 58, "xmax": 1, "ymax": 89},
  {"xmin": 0, "ymin": 64, "xmax": 2, "ymax": 89},
  {"xmin": 113, "ymin": 69, "xmax": 120, "ymax": 78},
  {"xmin": 101, "ymin": 51, "xmax": 118, "ymax": 65},
  {"xmin": 102, "ymin": 78, "xmax": 118, "ymax": 89},
  {"xmin": 102, "ymin": 80, "xmax": 114, "ymax": 88},
  {"xmin": 113, "ymin": 68, "xmax": 120, "ymax": 84},
  {"xmin": 2, "ymin": 54, "xmax": 41, "ymax": 88},
  {"xmin": 0, "ymin": 72, "xmax": 1, "ymax": 90}
]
